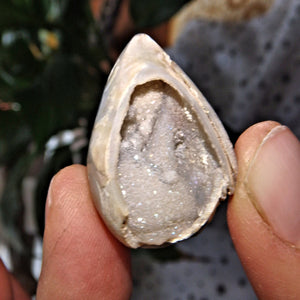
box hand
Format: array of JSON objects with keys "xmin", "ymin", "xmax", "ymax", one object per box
[
  {"xmin": 1, "ymin": 121, "xmax": 299, "ymax": 299},
  {"xmin": 227, "ymin": 121, "xmax": 300, "ymax": 299}
]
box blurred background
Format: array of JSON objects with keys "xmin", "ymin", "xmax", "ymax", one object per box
[{"xmin": 0, "ymin": 0, "xmax": 299, "ymax": 298}]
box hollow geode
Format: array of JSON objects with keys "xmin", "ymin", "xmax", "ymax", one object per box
[{"xmin": 87, "ymin": 34, "xmax": 237, "ymax": 248}]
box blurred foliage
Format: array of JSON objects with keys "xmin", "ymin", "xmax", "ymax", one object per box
[
  {"xmin": 0, "ymin": 0, "xmax": 107, "ymax": 252},
  {"xmin": 0, "ymin": 0, "xmax": 190, "ymax": 293},
  {"xmin": 130, "ymin": 0, "xmax": 190, "ymax": 28}
]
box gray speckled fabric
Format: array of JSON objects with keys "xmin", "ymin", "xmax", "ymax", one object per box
[
  {"xmin": 167, "ymin": 0, "xmax": 300, "ymax": 138},
  {"xmin": 131, "ymin": 1, "xmax": 299, "ymax": 299},
  {"xmin": 131, "ymin": 205, "xmax": 256, "ymax": 300}
]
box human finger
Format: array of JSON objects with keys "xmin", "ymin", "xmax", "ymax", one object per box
[
  {"xmin": 227, "ymin": 121, "xmax": 300, "ymax": 299},
  {"xmin": 37, "ymin": 165, "xmax": 132, "ymax": 299},
  {"xmin": 0, "ymin": 259, "xmax": 30, "ymax": 300}
]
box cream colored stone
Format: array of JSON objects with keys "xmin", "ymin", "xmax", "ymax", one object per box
[{"xmin": 87, "ymin": 34, "xmax": 237, "ymax": 248}]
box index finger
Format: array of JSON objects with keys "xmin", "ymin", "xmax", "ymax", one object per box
[{"xmin": 37, "ymin": 165, "xmax": 132, "ymax": 300}]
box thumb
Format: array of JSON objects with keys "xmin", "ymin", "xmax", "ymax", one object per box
[{"xmin": 227, "ymin": 121, "xmax": 300, "ymax": 299}]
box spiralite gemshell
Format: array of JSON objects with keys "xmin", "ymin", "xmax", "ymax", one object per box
[{"xmin": 87, "ymin": 34, "xmax": 237, "ymax": 248}]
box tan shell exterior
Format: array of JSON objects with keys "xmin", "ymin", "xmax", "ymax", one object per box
[{"xmin": 87, "ymin": 34, "xmax": 237, "ymax": 248}]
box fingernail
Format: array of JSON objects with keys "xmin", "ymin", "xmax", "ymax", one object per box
[{"xmin": 246, "ymin": 125, "xmax": 300, "ymax": 247}]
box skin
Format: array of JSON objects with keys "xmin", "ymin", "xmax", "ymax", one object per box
[
  {"xmin": 228, "ymin": 121, "xmax": 300, "ymax": 299},
  {"xmin": 0, "ymin": 121, "xmax": 299, "ymax": 299}
]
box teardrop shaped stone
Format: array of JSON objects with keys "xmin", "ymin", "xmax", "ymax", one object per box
[{"xmin": 87, "ymin": 34, "xmax": 237, "ymax": 248}]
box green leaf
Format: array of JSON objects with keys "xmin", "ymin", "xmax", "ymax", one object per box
[
  {"xmin": 129, "ymin": 0, "xmax": 190, "ymax": 28},
  {"xmin": 0, "ymin": 1, "xmax": 43, "ymax": 31},
  {"xmin": 0, "ymin": 2, "xmax": 30, "ymax": 29},
  {"xmin": 15, "ymin": 54, "xmax": 84, "ymax": 150},
  {"xmin": 0, "ymin": 111, "xmax": 31, "ymax": 166},
  {"xmin": 0, "ymin": 32, "xmax": 43, "ymax": 89}
]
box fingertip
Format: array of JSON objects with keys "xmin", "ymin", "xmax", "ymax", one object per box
[
  {"xmin": 46, "ymin": 164, "xmax": 87, "ymax": 208},
  {"xmin": 228, "ymin": 122, "xmax": 300, "ymax": 299},
  {"xmin": 38, "ymin": 164, "xmax": 132, "ymax": 299},
  {"xmin": 228, "ymin": 121, "xmax": 281, "ymax": 219}
]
